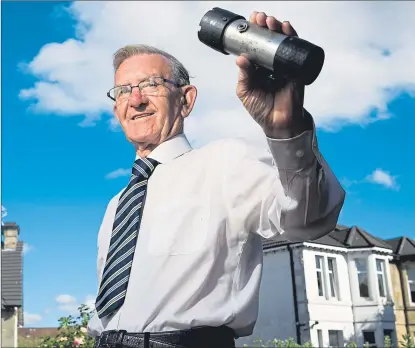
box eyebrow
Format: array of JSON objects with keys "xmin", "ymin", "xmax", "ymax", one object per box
[{"xmin": 114, "ymin": 73, "xmax": 161, "ymax": 87}]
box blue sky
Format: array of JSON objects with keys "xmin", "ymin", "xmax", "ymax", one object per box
[{"xmin": 2, "ymin": 1, "xmax": 414, "ymax": 327}]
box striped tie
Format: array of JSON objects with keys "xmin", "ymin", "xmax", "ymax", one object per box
[{"xmin": 95, "ymin": 157, "xmax": 159, "ymax": 319}]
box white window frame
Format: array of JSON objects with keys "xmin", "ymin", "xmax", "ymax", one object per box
[
  {"xmin": 328, "ymin": 330, "xmax": 343, "ymax": 348},
  {"xmin": 375, "ymin": 258, "xmax": 387, "ymax": 298},
  {"xmin": 355, "ymin": 258, "xmax": 370, "ymax": 298},
  {"xmin": 407, "ymin": 265, "xmax": 415, "ymax": 306},
  {"xmin": 315, "ymin": 255, "xmax": 325, "ymax": 297},
  {"xmin": 317, "ymin": 329, "xmax": 323, "ymax": 347},
  {"xmin": 327, "ymin": 257, "xmax": 339, "ymax": 299}
]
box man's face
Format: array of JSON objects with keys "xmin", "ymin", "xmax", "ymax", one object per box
[{"xmin": 113, "ymin": 54, "xmax": 184, "ymax": 146}]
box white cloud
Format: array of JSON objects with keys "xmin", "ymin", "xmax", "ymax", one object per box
[
  {"xmin": 23, "ymin": 243, "xmax": 33, "ymax": 254},
  {"xmin": 366, "ymin": 168, "xmax": 399, "ymax": 191},
  {"xmin": 105, "ymin": 168, "xmax": 130, "ymax": 179},
  {"xmin": 24, "ymin": 312, "xmax": 42, "ymax": 324},
  {"xmin": 18, "ymin": 1, "xmax": 415, "ymax": 143},
  {"xmin": 342, "ymin": 168, "xmax": 400, "ymax": 192},
  {"xmin": 55, "ymin": 294, "xmax": 76, "ymax": 304},
  {"xmin": 55, "ymin": 294, "xmax": 96, "ymax": 315},
  {"xmin": 83, "ymin": 294, "xmax": 96, "ymax": 311},
  {"xmin": 1, "ymin": 205, "xmax": 7, "ymax": 226}
]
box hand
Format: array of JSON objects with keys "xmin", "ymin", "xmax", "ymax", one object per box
[{"xmin": 236, "ymin": 12, "xmax": 308, "ymax": 139}]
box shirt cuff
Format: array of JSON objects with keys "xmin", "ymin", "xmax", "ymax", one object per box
[{"xmin": 266, "ymin": 129, "xmax": 315, "ymax": 171}]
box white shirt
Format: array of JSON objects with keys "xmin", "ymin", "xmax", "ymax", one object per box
[{"xmin": 87, "ymin": 125, "xmax": 345, "ymax": 338}]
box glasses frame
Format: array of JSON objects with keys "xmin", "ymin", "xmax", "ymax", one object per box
[{"xmin": 107, "ymin": 76, "xmax": 186, "ymax": 102}]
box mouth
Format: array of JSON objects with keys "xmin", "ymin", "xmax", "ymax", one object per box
[{"xmin": 130, "ymin": 113, "xmax": 154, "ymax": 121}]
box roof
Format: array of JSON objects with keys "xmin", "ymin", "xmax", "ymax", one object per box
[
  {"xmin": 1, "ymin": 241, "xmax": 24, "ymax": 307},
  {"xmin": 383, "ymin": 237, "xmax": 415, "ymax": 260},
  {"xmin": 263, "ymin": 224, "xmax": 393, "ymax": 251},
  {"xmin": 19, "ymin": 327, "xmax": 59, "ymax": 338}
]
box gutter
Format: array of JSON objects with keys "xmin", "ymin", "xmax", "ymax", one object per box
[
  {"xmin": 397, "ymin": 259, "xmax": 410, "ymax": 335},
  {"xmin": 14, "ymin": 306, "xmax": 18, "ymax": 348},
  {"xmin": 287, "ymin": 245, "xmax": 301, "ymax": 345}
]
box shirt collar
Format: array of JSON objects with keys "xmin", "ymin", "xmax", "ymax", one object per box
[{"xmin": 136, "ymin": 133, "xmax": 192, "ymax": 164}]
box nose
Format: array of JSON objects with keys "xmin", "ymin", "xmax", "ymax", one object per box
[{"xmin": 128, "ymin": 87, "xmax": 148, "ymax": 107}]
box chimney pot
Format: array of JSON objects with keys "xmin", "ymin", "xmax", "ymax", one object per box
[{"xmin": 2, "ymin": 222, "xmax": 20, "ymax": 249}]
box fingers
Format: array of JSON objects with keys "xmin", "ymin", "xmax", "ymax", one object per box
[
  {"xmin": 266, "ymin": 16, "xmax": 281, "ymax": 32},
  {"xmin": 249, "ymin": 11, "xmax": 298, "ymax": 37},
  {"xmin": 282, "ymin": 21, "xmax": 298, "ymax": 37},
  {"xmin": 235, "ymin": 56, "xmax": 251, "ymax": 71}
]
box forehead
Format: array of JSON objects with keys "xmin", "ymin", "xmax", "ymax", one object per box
[{"xmin": 114, "ymin": 54, "xmax": 172, "ymax": 85}]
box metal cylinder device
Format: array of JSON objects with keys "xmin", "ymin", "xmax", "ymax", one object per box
[{"xmin": 198, "ymin": 7, "xmax": 325, "ymax": 85}]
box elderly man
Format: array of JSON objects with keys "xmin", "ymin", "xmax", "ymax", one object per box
[{"xmin": 88, "ymin": 11, "xmax": 345, "ymax": 348}]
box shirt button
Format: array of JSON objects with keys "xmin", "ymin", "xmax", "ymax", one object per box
[{"xmin": 296, "ymin": 150, "xmax": 304, "ymax": 158}]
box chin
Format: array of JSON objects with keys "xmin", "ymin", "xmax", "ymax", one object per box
[{"xmin": 126, "ymin": 131, "xmax": 160, "ymax": 146}]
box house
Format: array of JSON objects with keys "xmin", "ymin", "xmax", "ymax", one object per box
[
  {"xmin": 18, "ymin": 327, "xmax": 59, "ymax": 338},
  {"xmin": 384, "ymin": 236, "xmax": 415, "ymax": 342},
  {"xmin": 1, "ymin": 222, "xmax": 24, "ymax": 348},
  {"xmin": 236, "ymin": 225, "xmax": 396, "ymax": 348}
]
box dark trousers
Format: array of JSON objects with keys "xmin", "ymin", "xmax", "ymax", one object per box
[{"xmin": 94, "ymin": 326, "xmax": 236, "ymax": 348}]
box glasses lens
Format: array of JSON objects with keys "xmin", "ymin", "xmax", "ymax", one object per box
[
  {"xmin": 110, "ymin": 85, "xmax": 131, "ymax": 101},
  {"xmin": 140, "ymin": 77, "xmax": 162, "ymax": 96}
]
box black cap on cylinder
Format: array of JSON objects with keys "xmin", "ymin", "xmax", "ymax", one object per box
[{"xmin": 198, "ymin": 7, "xmax": 245, "ymax": 55}]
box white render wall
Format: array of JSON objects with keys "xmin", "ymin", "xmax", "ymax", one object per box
[
  {"xmin": 302, "ymin": 247, "xmax": 356, "ymax": 345},
  {"xmin": 236, "ymin": 247, "xmax": 297, "ymax": 347},
  {"xmin": 347, "ymin": 250, "xmax": 396, "ymax": 346},
  {"xmin": 236, "ymin": 244, "xmax": 396, "ymax": 347}
]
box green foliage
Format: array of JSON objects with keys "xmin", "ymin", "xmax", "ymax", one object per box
[
  {"xmin": 18, "ymin": 335, "xmax": 43, "ymax": 347},
  {"xmin": 400, "ymin": 334, "xmax": 415, "ymax": 348},
  {"xmin": 31, "ymin": 306, "xmax": 415, "ymax": 348},
  {"xmin": 243, "ymin": 333, "xmax": 415, "ymax": 348},
  {"xmin": 243, "ymin": 338, "xmax": 314, "ymax": 347},
  {"xmin": 345, "ymin": 341, "xmax": 358, "ymax": 348},
  {"xmin": 38, "ymin": 304, "xmax": 95, "ymax": 348}
]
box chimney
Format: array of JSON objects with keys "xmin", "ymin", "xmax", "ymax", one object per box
[{"xmin": 2, "ymin": 222, "xmax": 20, "ymax": 249}]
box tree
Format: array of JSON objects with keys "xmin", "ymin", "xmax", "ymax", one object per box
[{"xmin": 39, "ymin": 304, "xmax": 95, "ymax": 348}]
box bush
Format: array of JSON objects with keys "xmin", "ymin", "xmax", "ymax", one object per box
[
  {"xmin": 242, "ymin": 333, "xmax": 415, "ymax": 348},
  {"xmin": 35, "ymin": 305, "xmax": 415, "ymax": 348},
  {"xmin": 39, "ymin": 304, "xmax": 95, "ymax": 348}
]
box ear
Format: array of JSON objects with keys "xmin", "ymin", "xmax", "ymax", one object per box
[{"xmin": 180, "ymin": 85, "xmax": 197, "ymax": 119}]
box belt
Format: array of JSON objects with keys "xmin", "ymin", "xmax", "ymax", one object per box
[{"xmin": 94, "ymin": 326, "xmax": 235, "ymax": 348}]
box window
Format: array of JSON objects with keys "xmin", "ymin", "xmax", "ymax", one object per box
[
  {"xmin": 356, "ymin": 258, "xmax": 369, "ymax": 298},
  {"xmin": 363, "ymin": 331, "xmax": 377, "ymax": 348},
  {"xmin": 328, "ymin": 330, "xmax": 343, "ymax": 347},
  {"xmin": 328, "ymin": 257, "xmax": 339, "ymax": 299},
  {"xmin": 383, "ymin": 329, "xmax": 394, "ymax": 345},
  {"xmin": 376, "ymin": 259, "xmax": 387, "ymax": 298},
  {"xmin": 315, "ymin": 255, "xmax": 325, "ymax": 297},
  {"xmin": 407, "ymin": 267, "xmax": 415, "ymax": 303},
  {"xmin": 317, "ymin": 329, "xmax": 323, "ymax": 347}
]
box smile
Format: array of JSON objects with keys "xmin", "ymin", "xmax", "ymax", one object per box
[{"xmin": 131, "ymin": 113, "xmax": 154, "ymax": 120}]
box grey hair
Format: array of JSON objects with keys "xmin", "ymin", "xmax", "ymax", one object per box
[{"xmin": 113, "ymin": 44, "xmax": 190, "ymax": 85}]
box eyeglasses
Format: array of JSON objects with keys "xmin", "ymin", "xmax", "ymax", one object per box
[{"xmin": 107, "ymin": 76, "xmax": 185, "ymax": 102}]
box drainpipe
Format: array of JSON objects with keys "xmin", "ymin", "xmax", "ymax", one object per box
[
  {"xmin": 288, "ymin": 245, "xmax": 301, "ymax": 345},
  {"xmin": 397, "ymin": 259, "xmax": 410, "ymax": 336},
  {"xmin": 14, "ymin": 306, "xmax": 18, "ymax": 348}
]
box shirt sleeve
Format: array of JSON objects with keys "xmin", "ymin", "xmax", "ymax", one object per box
[{"xmin": 222, "ymin": 113, "xmax": 345, "ymax": 242}]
